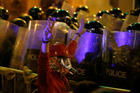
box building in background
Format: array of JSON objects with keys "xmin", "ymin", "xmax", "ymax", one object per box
[
  {"xmin": 0, "ymin": 0, "xmax": 40, "ymax": 20},
  {"xmin": 86, "ymin": 0, "xmax": 112, "ymax": 15},
  {"xmin": 135, "ymin": 0, "xmax": 140, "ymax": 8},
  {"xmin": 0, "ymin": 0, "xmax": 139, "ymax": 20},
  {"xmin": 119, "ymin": 0, "xmax": 135, "ymax": 12}
]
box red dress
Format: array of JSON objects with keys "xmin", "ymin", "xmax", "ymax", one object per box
[{"xmin": 37, "ymin": 40, "xmax": 77, "ymax": 93}]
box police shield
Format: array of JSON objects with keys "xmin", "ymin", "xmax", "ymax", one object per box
[
  {"xmin": 121, "ymin": 15, "xmax": 138, "ymax": 31},
  {"xmin": 100, "ymin": 30, "xmax": 140, "ymax": 89},
  {"xmin": 74, "ymin": 31, "xmax": 102, "ymax": 63},
  {"xmin": 98, "ymin": 14, "xmax": 123, "ymax": 31},
  {"xmin": 21, "ymin": 20, "xmax": 48, "ymax": 72},
  {"xmin": 10, "ymin": 27, "xmax": 28, "ymax": 69},
  {"xmin": 0, "ymin": 19, "xmax": 19, "ymax": 67},
  {"xmin": 77, "ymin": 10, "xmax": 93, "ymax": 24}
]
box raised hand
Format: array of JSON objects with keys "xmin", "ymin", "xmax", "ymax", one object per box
[
  {"xmin": 72, "ymin": 19, "xmax": 85, "ymax": 41},
  {"xmin": 77, "ymin": 18, "xmax": 85, "ymax": 35},
  {"xmin": 42, "ymin": 17, "xmax": 55, "ymax": 41},
  {"xmin": 42, "ymin": 17, "xmax": 55, "ymax": 53}
]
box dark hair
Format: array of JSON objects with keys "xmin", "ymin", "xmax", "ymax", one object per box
[{"xmin": 73, "ymin": 80, "xmax": 99, "ymax": 93}]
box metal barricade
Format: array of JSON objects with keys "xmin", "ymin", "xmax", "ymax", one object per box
[{"xmin": 0, "ymin": 66, "xmax": 38, "ymax": 93}]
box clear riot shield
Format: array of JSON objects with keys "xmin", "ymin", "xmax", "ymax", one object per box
[
  {"xmin": 21, "ymin": 20, "xmax": 48, "ymax": 73},
  {"xmin": 21, "ymin": 20, "xmax": 69, "ymax": 73},
  {"xmin": 77, "ymin": 10, "xmax": 93, "ymax": 24},
  {"xmin": 8, "ymin": 26, "xmax": 38, "ymax": 93},
  {"xmin": 72, "ymin": 31, "xmax": 103, "ymax": 82},
  {"xmin": 74, "ymin": 31, "xmax": 102, "ymax": 63},
  {"xmin": 0, "ymin": 19, "xmax": 20, "ymax": 93},
  {"xmin": 0, "ymin": 19, "xmax": 19, "ymax": 67},
  {"xmin": 62, "ymin": 1, "xmax": 76, "ymax": 16},
  {"xmin": 100, "ymin": 30, "xmax": 140, "ymax": 89},
  {"xmin": 98, "ymin": 14, "xmax": 123, "ymax": 31},
  {"xmin": 121, "ymin": 15, "xmax": 138, "ymax": 31},
  {"xmin": 10, "ymin": 27, "xmax": 28, "ymax": 69}
]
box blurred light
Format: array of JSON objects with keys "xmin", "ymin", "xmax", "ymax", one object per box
[
  {"xmin": 111, "ymin": 64, "xmax": 114, "ymax": 67},
  {"xmin": 114, "ymin": 32, "xmax": 133, "ymax": 47},
  {"xmin": 74, "ymin": 32, "xmax": 102, "ymax": 63}
]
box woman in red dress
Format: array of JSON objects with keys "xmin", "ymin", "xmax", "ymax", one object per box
[{"xmin": 37, "ymin": 18, "xmax": 85, "ymax": 93}]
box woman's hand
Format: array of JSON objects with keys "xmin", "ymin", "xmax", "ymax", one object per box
[
  {"xmin": 41, "ymin": 17, "xmax": 55, "ymax": 53},
  {"xmin": 42, "ymin": 17, "xmax": 55, "ymax": 41},
  {"xmin": 77, "ymin": 18, "xmax": 85, "ymax": 35},
  {"xmin": 72, "ymin": 19, "xmax": 85, "ymax": 41}
]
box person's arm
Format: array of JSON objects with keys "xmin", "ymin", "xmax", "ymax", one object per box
[
  {"xmin": 37, "ymin": 49, "xmax": 49, "ymax": 86},
  {"xmin": 41, "ymin": 41, "xmax": 50, "ymax": 53},
  {"xmin": 67, "ymin": 19, "xmax": 85, "ymax": 58},
  {"xmin": 41, "ymin": 17, "xmax": 55, "ymax": 53},
  {"xmin": 72, "ymin": 19, "xmax": 85, "ymax": 42},
  {"xmin": 72, "ymin": 33, "xmax": 81, "ymax": 42},
  {"xmin": 38, "ymin": 38, "xmax": 51, "ymax": 86},
  {"xmin": 37, "ymin": 18, "xmax": 55, "ymax": 86}
]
